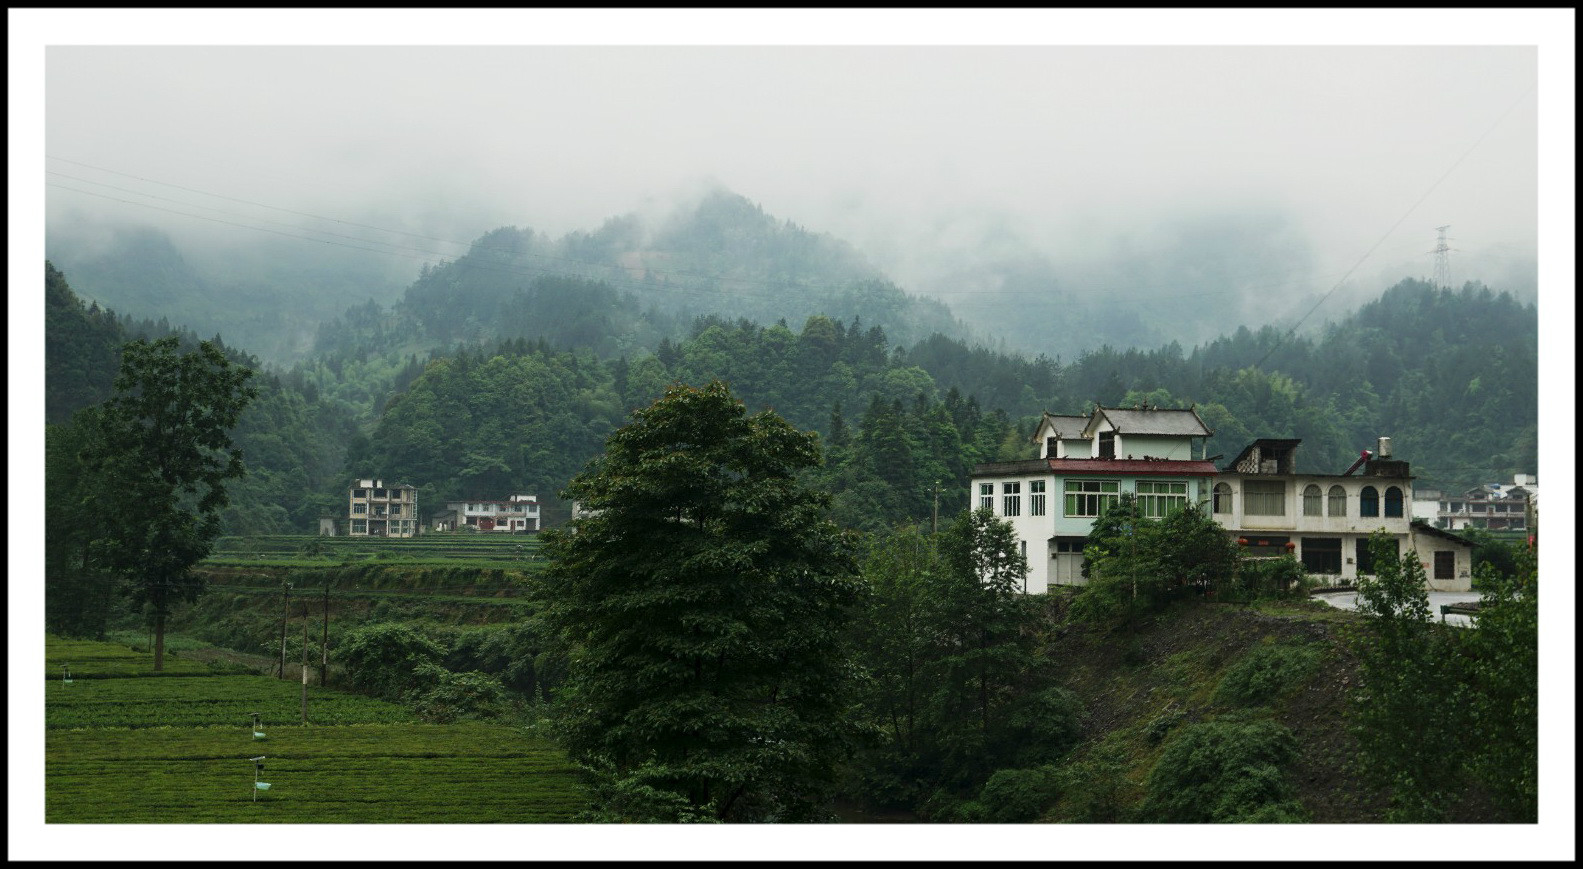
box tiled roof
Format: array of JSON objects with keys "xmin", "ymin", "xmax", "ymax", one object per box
[{"xmin": 1085, "ymin": 406, "xmax": 1213, "ymax": 438}]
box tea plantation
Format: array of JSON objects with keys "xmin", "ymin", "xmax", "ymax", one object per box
[{"xmin": 43, "ymin": 635, "xmax": 588, "ymax": 823}]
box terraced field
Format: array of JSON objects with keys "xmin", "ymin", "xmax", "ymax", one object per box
[
  {"xmin": 46, "ymin": 723, "xmax": 587, "ymax": 823},
  {"xmin": 205, "ymin": 534, "xmax": 547, "ymax": 569},
  {"xmin": 43, "ymin": 636, "xmax": 588, "ymax": 823}
]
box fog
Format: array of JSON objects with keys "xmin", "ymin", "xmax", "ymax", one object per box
[{"xmin": 32, "ymin": 23, "xmax": 1549, "ymax": 347}]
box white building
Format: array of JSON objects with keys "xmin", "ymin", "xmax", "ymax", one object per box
[
  {"xmin": 969, "ymin": 407, "xmax": 1474, "ymax": 594},
  {"xmin": 441, "ymin": 495, "xmax": 541, "ymax": 533}
]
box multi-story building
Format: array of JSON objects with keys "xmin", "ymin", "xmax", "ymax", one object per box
[
  {"xmin": 1430, "ymin": 474, "xmax": 1537, "ymax": 532},
  {"xmin": 347, "ymin": 478, "xmax": 418, "ymax": 537},
  {"xmin": 969, "ymin": 407, "xmax": 1473, "ymax": 594},
  {"xmin": 437, "ymin": 495, "xmax": 541, "ymax": 533}
]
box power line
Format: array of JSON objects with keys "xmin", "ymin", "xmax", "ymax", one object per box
[{"xmin": 1249, "ymin": 82, "xmax": 1535, "ymax": 372}]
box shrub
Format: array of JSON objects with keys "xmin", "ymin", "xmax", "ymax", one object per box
[
  {"xmin": 1002, "ymin": 687, "xmax": 1086, "ymax": 767},
  {"xmin": 1214, "ymin": 640, "xmax": 1322, "ymax": 707},
  {"xmin": 1140, "ymin": 716, "xmax": 1308, "ymax": 823},
  {"xmin": 979, "ymin": 766, "xmax": 1061, "ymax": 822},
  {"xmin": 1232, "ymin": 555, "xmax": 1307, "ymax": 602},
  {"xmin": 338, "ymin": 622, "xmax": 447, "ymax": 701},
  {"xmin": 1144, "ymin": 708, "xmax": 1187, "ymax": 744},
  {"xmin": 1051, "ymin": 741, "xmax": 1133, "ymax": 823},
  {"xmin": 406, "ymin": 664, "xmax": 507, "ymax": 723}
]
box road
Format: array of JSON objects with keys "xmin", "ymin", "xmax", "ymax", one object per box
[{"xmin": 1314, "ymin": 591, "xmax": 1484, "ymax": 627}]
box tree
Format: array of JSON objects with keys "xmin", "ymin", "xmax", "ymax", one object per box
[
  {"xmin": 88, "ymin": 337, "xmax": 256, "ymax": 670},
  {"xmin": 1348, "ymin": 531, "xmax": 1465, "ymax": 821},
  {"xmin": 534, "ymin": 381, "xmax": 864, "ymax": 822}
]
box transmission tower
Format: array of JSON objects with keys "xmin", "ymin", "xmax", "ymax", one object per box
[{"xmin": 1430, "ymin": 225, "xmax": 1455, "ymax": 289}]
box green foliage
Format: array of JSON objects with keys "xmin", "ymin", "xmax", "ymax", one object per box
[
  {"xmin": 1072, "ymin": 497, "xmax": 1237, "ymax": 626},
  {"xmin": 1140, "ymin": 716, "xmax": 1308, "ymax": 823},
  {"xmin": 1348, "ymin": 531, "xmax": 1466, "ymax": 821},
  {"xmin": 978, "ymin": 766, "xmax": 1062, "ymax": 822},
  {"xmin": 1213, "ymin": 639, "xmax": 1322, "ymax": 707},
  {"xmin": 337, "ymin": 622, "xmax": 448, "ymax": 702},
  {"xmin": 847, "ymin": 517, "xmax": 1075, "ymax": 810},
  {"xmin": 1050, "ymin": 741, "xmax": 1133, "ymax": 823},
  {"xmin": 1144, "ymin": 708, "xmax": 1187, "ymax": 744},
  {"xmin": 1460, "ymin": 554, "xmax": 1538, "ymax": 820},
  {"xmin": 535, "ymin": 381, "xmax": 864, "ymax": 822},
  {"xmin": 84, "ymin": 335, "xmax": 257, "ymax": 670},
  {"xmin": 406, "ymin": 664, "xmax": 509, "ymax": 723},
  {"xmin": 1228, "ymin": 554, "xmax": 1308, "ymax": 603}
]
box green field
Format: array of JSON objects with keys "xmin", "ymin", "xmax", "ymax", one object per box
[
  {"xmin": 205, "ymin": 534, "xmax": 548, "ymax": 569},
  {"xmin": 46, "ymin": 676, "xmax": 418, "ymax": 729},
  {"xmin": 43, "ymin": 636, "xmax": 588, "ymax": 823},
  {"xmin": 46, "ymin": 636, "xmax": 218, "ymax": 679}
]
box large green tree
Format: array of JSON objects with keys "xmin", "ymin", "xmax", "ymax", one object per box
[
  {"xmin": 534, "ymin": 380, "xmax": 864, "ymax": 822},
  {"xmin": 88, "ymin": 336, "xmax": 256, "ymax": 670}
]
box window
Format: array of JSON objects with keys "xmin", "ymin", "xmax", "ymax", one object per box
[
  {"xmin": 1300, "ymin": 537, "xmax": 1342, "ymax": 574},
  {"xmin": 1213, "ymin": 482, "xmax": 1233, "ymax": 514},
  {"xmin": 374, "ymin": 488, "xmax": 387, "ymax": 499},
  {"xmin": 1098, "ymin": 431, "xmax": 1116, "ymax": 459},
  {"xmin": 1434, "ymin": 551, "xmax": 1455, "ymax": 580},
  {"xmin": 389, "ymin": 504, "xmax": 402, "ymax": 516},
  {"xmin": 1384, "ymin": 486, "xmax": 1404, "ymax": 518},
  {"xmin": 352, "ymin": 489, "xmax": 366, "ymax": 499},
  {"xmin": 979, "ymin": 483, "xmax": 994, "ymax": 511},
  {"xmin": 1029, "ymin": 480, "xmax": 1047, "ymax": 516},
  {"xmin": 352, "ymin": 503, "xmax": 366, "ymax": 514},
  {"xmin": 1328, "ymin": 485, "xmax": 1347, "ymax": 517},
  {"xmin": 1137, "ymin": 480, "xmax": 1188, "ymax": 518},
  {"xmin": 1065, "ymin": 480, "xmax": 1120, "ymax": 518},
  {"xmin": 1054, "ymin": 538, "xmax": 1087, "ymax": 553},
  {"xmin": 1244, "ymin": 480, "xmax": 1286, "ymax": 516},
  {"xmin": 351, "ymin": 519, "xmax": 367, "ymax": 534},
  {"xmin": 1003, "ymin": 482, "xmax": 1022, "ymax": 517},
  {"xmin": 1360, "ymin": 486, "xmax": 1380, "ymax": 517},
  {"xmin": 1303, "ymin": 485, "xmax": 1323, "ymax": 517},
  {"xmin": 1045, "ymin": 437, "xmax": 1058, "ymax": 457}
]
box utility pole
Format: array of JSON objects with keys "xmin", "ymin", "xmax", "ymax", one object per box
[
  {"xmin": 301, "ymin": 601, "xmax": 310, "ymax": 725},
  {"xmin": 277, "ymin": 581, "xmax": 292, "ymax": 679},
  {"xmin": 320, "ymin": 579, "xmax": 330, "ymax": 686},
  {"xmin": 932, "ymin": 481, "xmax": 940, "ymax": 537}
]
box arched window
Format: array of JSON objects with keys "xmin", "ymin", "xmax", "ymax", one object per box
[
  {"xmin": 1302, "ymin": 485, "xmax": 1323, "ymax": 516},
  {"xmin": 1213, "ymin": 482, "xmax": 1232, "ymax": 514},
  {"xmin": 1384, "ymin": 486, "xmax": 1404, "ymax": 518},
  {"xmin": 1360, "ymin": 486, "xmax": 1380, "ymax": 518},
  {"xmin": 1328, "ymin": 485, "xmax": 1346, "ymax": 517}
]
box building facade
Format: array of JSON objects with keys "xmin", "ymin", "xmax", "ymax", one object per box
[
  {"xmin": 440, "ymin": 495, "xmax": 541, "ymax": 533},
  {"xmin": 969, "ymin": 407, "xmax": 1474, "ymax": 594},
  {"xmin": 347, "ymin": 478, "xmax": 418, "ymax": 538},
  {"xmin": 1429, "ymin": 474, "xmax": 1537, "ymax": 532}
]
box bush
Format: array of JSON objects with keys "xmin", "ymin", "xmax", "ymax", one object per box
[
  {"xmin": 1140, "ymin": 716, "xmax": 1308, "ymax": 823},
  {"xmin": 1214, "ymin": 640, "xmax": 1322, "ymax": 707},
  {"xmin": 406, "ymin": 664, "xmax": 508, "ymax": 723},
  {"xmin": 1003, "ymin": 687, "xmax": 1085, "ymax": 767},
  {"xmin": 338, "ymin": 622, "xmax": 447, "ymax": 701},
  {"xmin": 978, "ymin": 766, "xmax": 1061, "ymax": 822},
  {"xmin": 1144, "ymin": 708, "xmax": 1187, "ymax": 744},
  {"xmin": 1051, "ymin": 741, "xmax": 1133, "ymax": 823},
  {"xmin": 1231, "ymin": 555, "xmax": 1307, "ymax": 602}
]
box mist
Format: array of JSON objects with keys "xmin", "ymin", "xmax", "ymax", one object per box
[{"xmin": 33, "ymin": 22, "xmax": 1547, "ymax": 364}]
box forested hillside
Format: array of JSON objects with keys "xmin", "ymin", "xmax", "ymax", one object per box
[{"xmin": 46, "ymin": 248, "xmax": 1536, "ymax": 537}]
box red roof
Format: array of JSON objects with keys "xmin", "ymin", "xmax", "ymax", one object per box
[{"xmin": 1045, "ymin": 458, "xmax": 1220, "ymax": 476}]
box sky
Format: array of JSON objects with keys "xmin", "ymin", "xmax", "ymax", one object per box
[
  {"xmin": 34, "ymin": 39, "xmax": 1548, "ymax": 310},
  {"xmin": 9, "ymin": 8, "xmax": 1577, "ymax": 863}
]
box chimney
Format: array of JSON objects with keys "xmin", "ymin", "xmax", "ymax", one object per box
[{"xmin": 1376, "ymin": 437, "xmax": 1392, "ymax": 459}]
